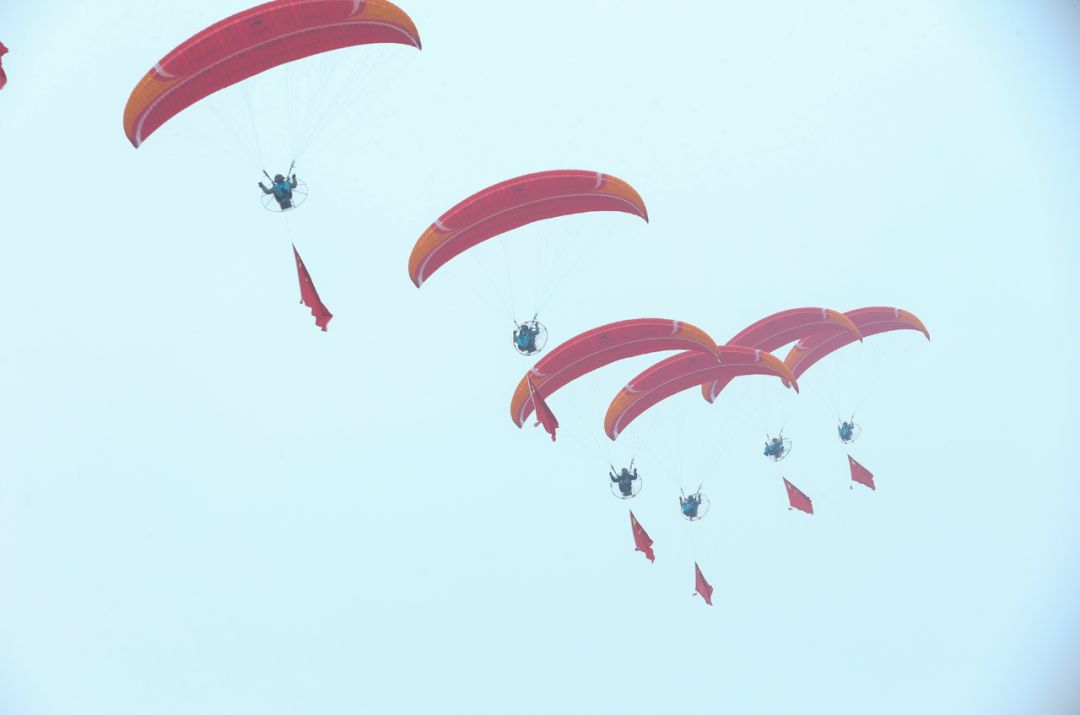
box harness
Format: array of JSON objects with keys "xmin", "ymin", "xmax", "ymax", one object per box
[{"xmin": 516, "ymin": 328, "xmax": 533, "ymax": 349}]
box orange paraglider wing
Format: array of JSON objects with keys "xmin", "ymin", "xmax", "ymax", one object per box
[
  {"xmin": 702, "ymin": 307, "xmax": 860, "ymax": 402},
  {"xmin": 510, "ymin": 319, "xmax": 719, "ymax": 429},
  {"xmin": 783, "ymin": 307, "xmax": 929, "ymax": 384},
  {"xmin": 605, "ymin": 347, "xmax": 796, "ymax": 440},
  {"xmin": 409, "ymin": 170, "xmax": 647, "ymax": 287},
  {"xmin": 123, "ymin": 0, "xmax": 420, "ymax": 147}
]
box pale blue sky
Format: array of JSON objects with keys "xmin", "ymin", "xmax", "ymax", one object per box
[{"xmin": 1, "ymin": 2, "xmax": 1079, "ymax": 714}]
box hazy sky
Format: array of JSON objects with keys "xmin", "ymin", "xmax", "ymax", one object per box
[{"xmin": 1, "ymin": 2, "xmax": 1079, "ymax": 713}]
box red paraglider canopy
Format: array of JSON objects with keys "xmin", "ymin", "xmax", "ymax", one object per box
[
  {"xmin": 510, "ymin": 319, "xmax": 719, "ymax": 428},
  {"xmin": 604, "ymin": 347, "xmax": 797, "ymax": 440},
  {"xmin": 123, "ymin": 0, "xmax": 421, "ymax": 147},
  {"xmin": 783, "ymin": 307, "xmax": 929, "ymax": 384},
  {"xmin": 409, "ymin": 170, "xmax": 648, "ymax": 287},
  {"xmin": 701, "ymin": 307, "xmax": 861, "ymax": 403}
]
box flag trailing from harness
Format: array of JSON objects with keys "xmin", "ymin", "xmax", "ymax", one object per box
[
  {"xmin": 630, "ymin": 510, "xmax": 655, "ymax": 562},
  {"xmin": 783, "ymin": 478, "xmax": 814, "ymax": 514},
  {"xmin": 848, "ymin": 455, "xmax": 875, "ymax": 490},
  {"xmin": 527, "ymin": 377, "xmax": 559, "ymax": 441},
  {"xmin": 293, "ymin": 244, "xmax": 333, "ymax": 331},
  {"xmin": 693, "ymin": 562, "xmax": 714, "ymax": 605}
]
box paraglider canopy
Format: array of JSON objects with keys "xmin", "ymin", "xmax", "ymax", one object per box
[
  {"xmin": 409, "ymin": 170, "xmax": 648, "ymax": 287},
  {"xmin": 701, "ymin": 307, "xmax": 860, "ymax": 403},
  {"xmin": 510, "ymin": 318, "xmax": 720, "ymax": 428},
  {"xmin": 783, "ymin": 306, "xmax": 929, "ymax": 384},
  {"xmin": 605, "ymin": 347, "xmax": 797, "ymax": 440},
  {"xmin": 123, "ymin": 0, "xmax": 422, "ymax": 147}
]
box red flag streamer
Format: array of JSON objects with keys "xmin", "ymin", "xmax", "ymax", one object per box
[
  {"xmin": 693, "ymin": 562, "xmax": 713, "ymax": 605},
  {"xmin": 292, "ymin": 244, "xmax": 333, "ymax": 331},
  {"xmin": 848, "ymin": 455, "xmax": 875, "ymax": 491},
  {"xmin": 0, "ymin": 42, "xmax": 8, "ymax": 91},
  {"xmin": 527, "ymin": 377, "xmax": 559, "ymax": 441},
  {"xmin": 629, "ymin": 510, "xmax": 655, "ymax": 562},
  {"xmin": 783, "ymin": 478, "xmax": 814, "ymax": 514}
]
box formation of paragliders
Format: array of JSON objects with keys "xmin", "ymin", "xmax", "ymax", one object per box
[
  {"xmin": 506, "ymin": 305, "xmax": 928, "ymax": 603},
  {"xmin": 11, "ymin": 0, "xmax": 932, "ymax": 606}
]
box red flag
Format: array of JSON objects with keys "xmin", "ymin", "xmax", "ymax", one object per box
[
  {"xmin": 848, "ymin": 455, "xmax": 875, "ymax": 490},
  {"xmin": 0, "ymin": 43, "xmax": 8, "ymax": 91},
  {"xmin": 629, "ymin": 510, "xmax": 654, "ymax": 562},
  {"xmin": 527, "ymin": 377, "xmax": 558, "ymax": 441},
  {"xmin": 293, "ymin": 244, "xmax": 333, "ymax": 331},
  {"xmin": 693, "ymin": 562, "xmax": 713, "ymax": 605},
  {"xmin": 783, "ymin": 477, "xmax": 814, "ymax": 514}
]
